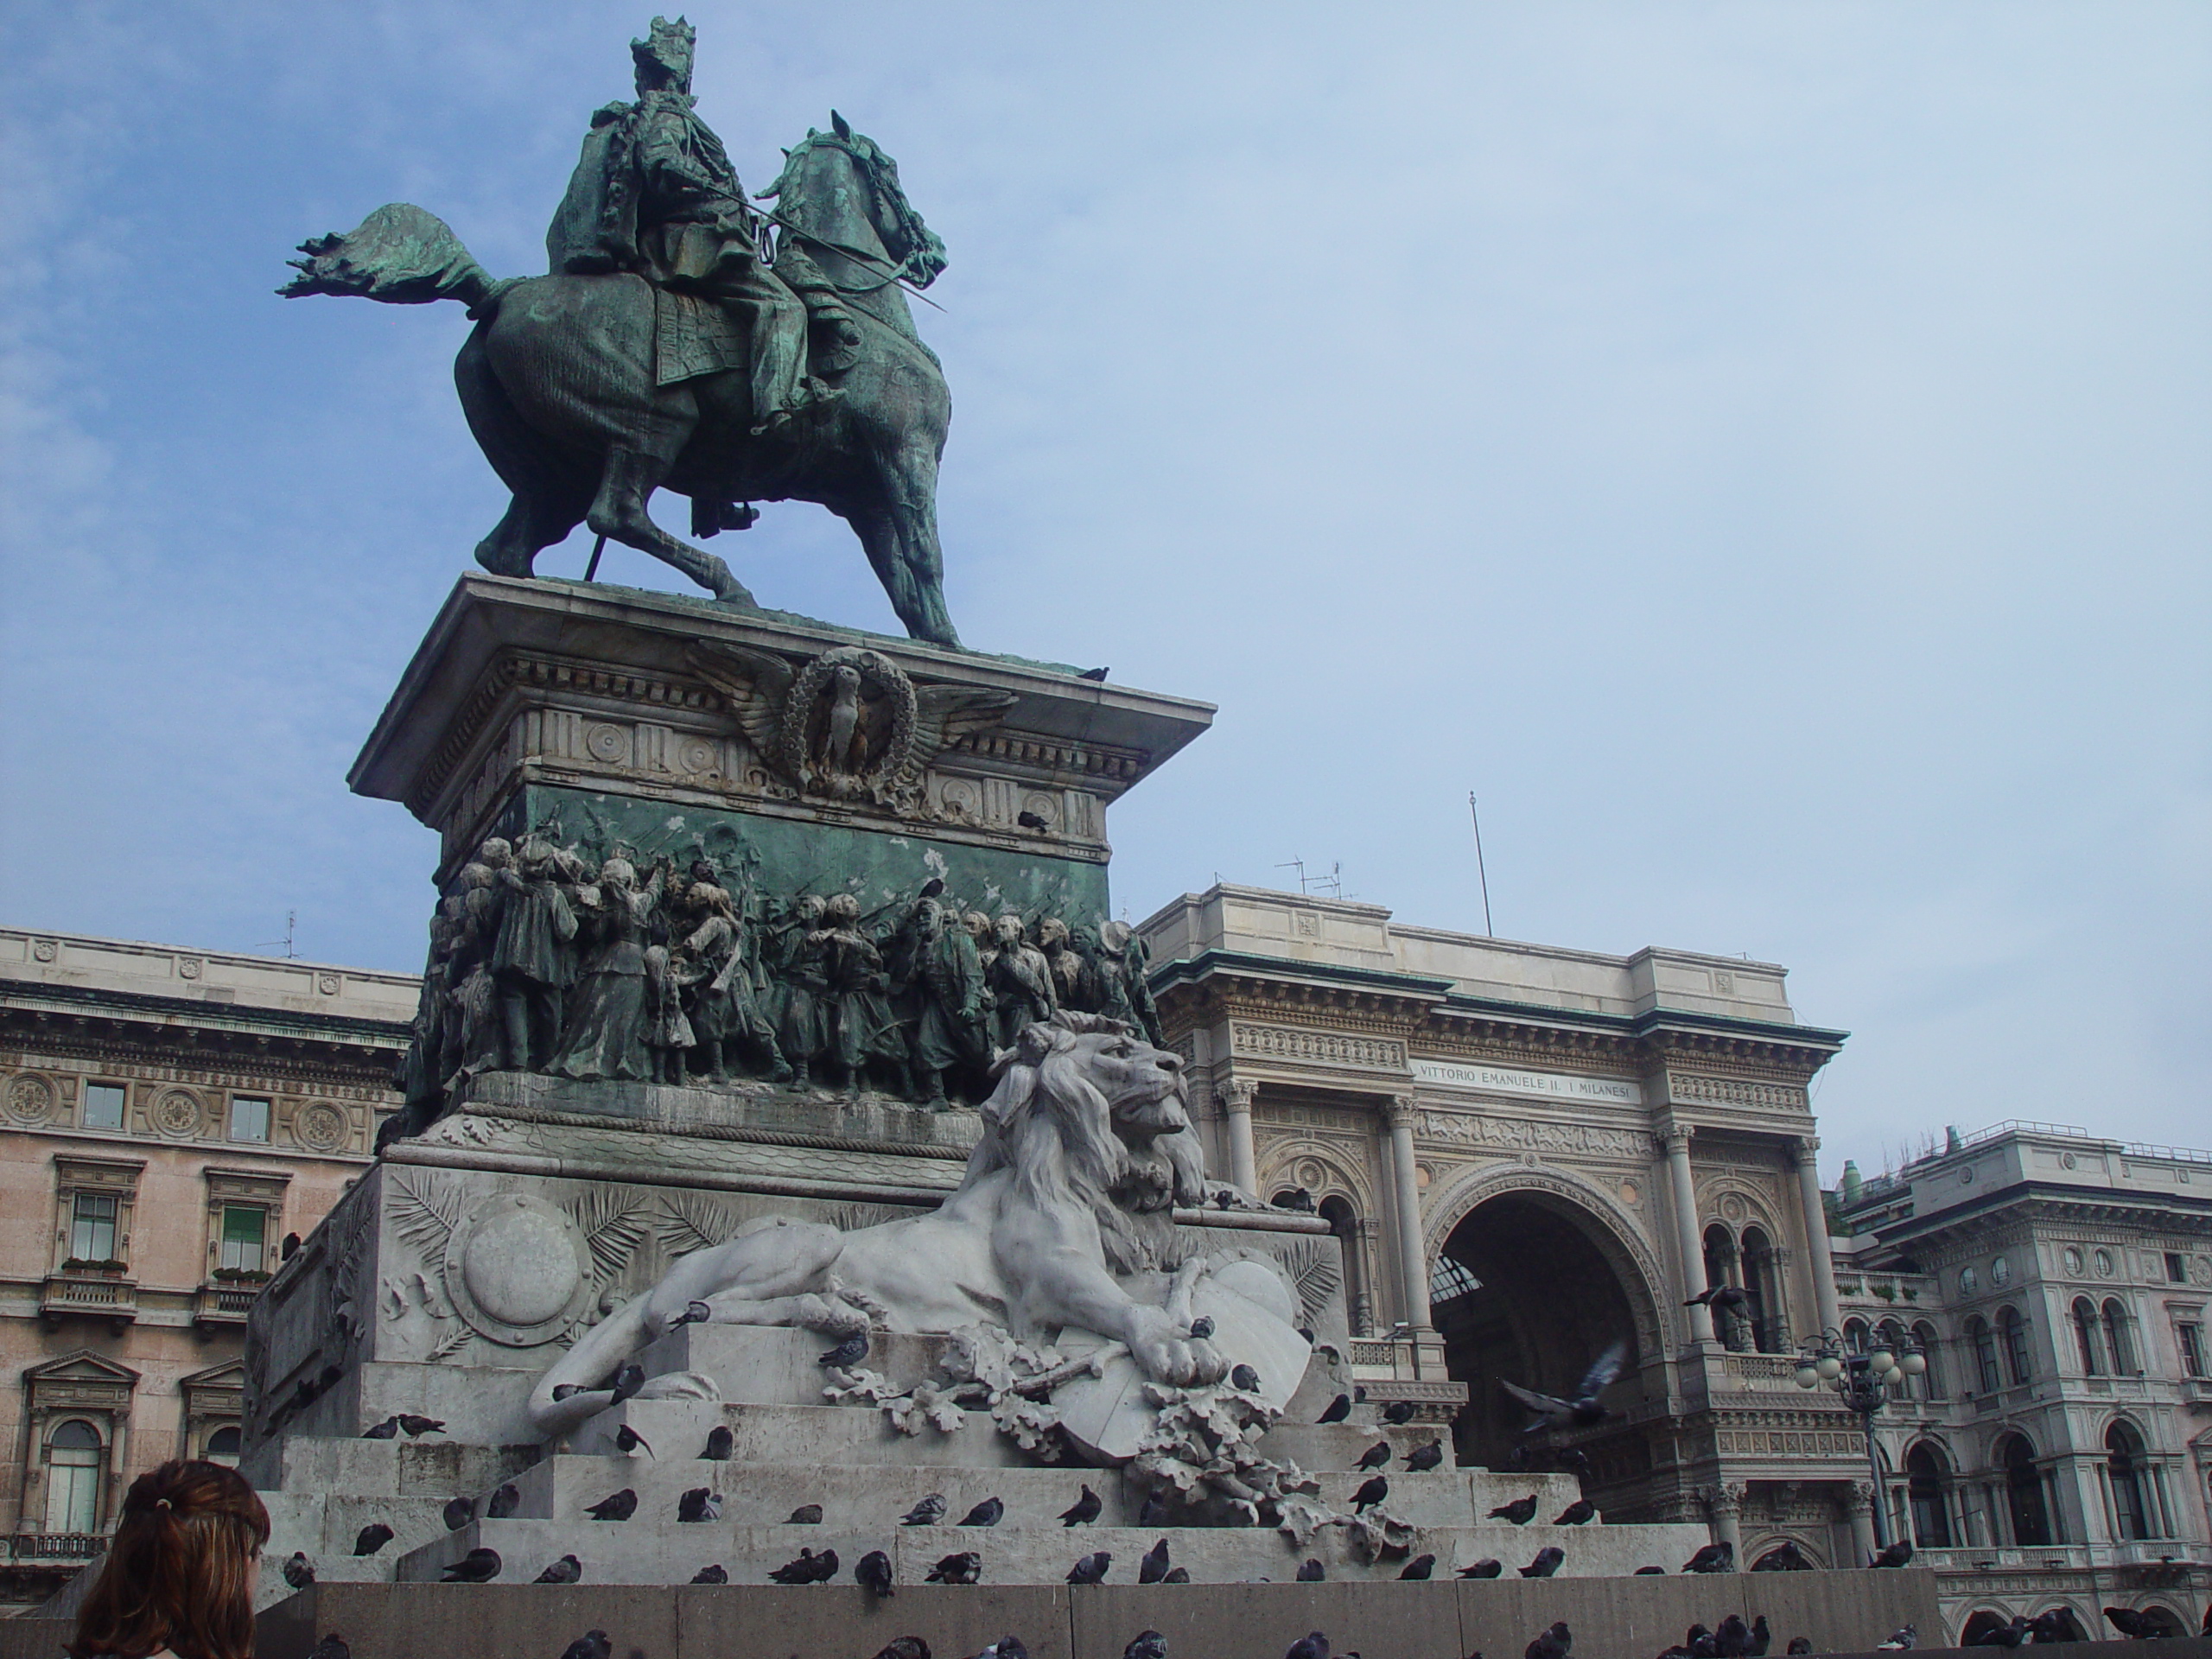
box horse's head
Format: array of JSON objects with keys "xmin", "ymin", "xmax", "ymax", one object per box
[{"xmin": 762, "ymin": 111, "xmax": 947, "ymax": 289}]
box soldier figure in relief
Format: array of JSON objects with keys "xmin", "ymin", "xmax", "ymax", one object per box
[
  {"xmin": 676, "ymin": 878, "xmax": 791, "ymax": 1083},
  {"xmin": 987, "ymin": 912, "xmax": 1058, "ymax": 1048},
  {"xmin": 492, "ymin": 832, "xmax": 580, "ymax": 1071},
  {"xmin": 548, "ymin": 855, "xmax": 669, "ymax": 1082}
]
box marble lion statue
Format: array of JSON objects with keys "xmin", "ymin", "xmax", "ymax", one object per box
[{"xmin": 531, "ymin": 1012, "xmax": 1237, "ymax": 1436}]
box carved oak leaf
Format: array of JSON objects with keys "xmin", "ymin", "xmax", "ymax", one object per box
[
  {"xmin": 893, "ymin": 683, "xmax": 1017, "ymax": 804},
  {"xmin": 688, "ymin": 642, "xmax": 796, "ymax": 758}
]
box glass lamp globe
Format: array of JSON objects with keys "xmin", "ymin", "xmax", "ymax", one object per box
[
  {"xmin": 1885, "ymin": 1366, "xmax": 1906, "ymax": 1386},
  {"xmin": 1866, "ymin": 1348, "xmax": 1895, "ymax": 1373},
  {"xmin": 1900, "ymin": 1351, "xmax": 1928, "ymax": 1376},
  {"xmin": 1794, "ymin": 1365, "xmax": 1820, "ymax": 1389},
  {"xmin": 1816, "ymin": 1354, "xmax": 1843, "ymax": 1380}
]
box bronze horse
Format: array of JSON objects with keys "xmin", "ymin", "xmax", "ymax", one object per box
[{"xmin": 282, "ymin": 117, "xmax": 959, "ymax": 647}]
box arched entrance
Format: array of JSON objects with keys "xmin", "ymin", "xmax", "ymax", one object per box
[{"xmin": 1427, "ymin": 1173, "xmax": 1663, "ymax": 1474}]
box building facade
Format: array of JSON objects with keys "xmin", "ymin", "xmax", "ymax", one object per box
[
  {"xmin": 1833, "ymin": 1123, "xmax": 2212, "ymax": 1639},
  {"xmin": 0, "ymin": 928, "xmax": 410, "ymax": 1604}
]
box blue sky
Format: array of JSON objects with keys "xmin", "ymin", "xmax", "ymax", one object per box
[{"xmin": 2, "ymin": 3, "xmax": 2205, "ymax": 1177}]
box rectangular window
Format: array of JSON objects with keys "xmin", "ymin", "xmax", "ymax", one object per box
[
  {"xmin": 219, "ymin": 1206, "xmax": 266, "ymax": 1274},
  {"xmin": 2167, "ymin": 1251, "xmax": 2189, "ymax": 1284},
  {"xmin": 2180, "ymin": 1322, "xmax": 2206, "ymax": 1378},
  {"xmin": 80, "ymin": 1084, "xmax": 125, "ymax": 1131},
  {"xmin": 228, "ymin": 1096, "xmax": 270, "ymax": 1143},
  {"xmin": 69, "ymin": 1194, "xmax": 118, "ymax": 1263}
]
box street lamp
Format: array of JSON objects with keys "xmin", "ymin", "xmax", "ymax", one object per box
[{"xmin": 1794, "ymin": 1329, "xmax": 1927, "ymax": 1550}]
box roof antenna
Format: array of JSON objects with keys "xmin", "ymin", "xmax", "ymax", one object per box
[
  {"xmin": 254, "ymin": 910, "xmax": 300, "ymax": 960},
  {"xmin": 1467, "ymin": 792, "xmax": 1494, "ymax": 938}
]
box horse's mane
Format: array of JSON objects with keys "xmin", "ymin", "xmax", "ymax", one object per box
[
  {"xmin": 969, "ymin": 1014, "xmax": 1184, "ymax": 1275},
  {"xmin": 761, "ymin": 124, "xmax": 947, "ymax": 289}
]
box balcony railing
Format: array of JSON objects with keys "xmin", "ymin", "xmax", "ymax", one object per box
[
  {"xmin": 40, "ymin": 1271, "xmax": 137, "ymax": 1325},
  {"xmin": 1720, "ymin": 1353, "xmax": 1808, "ymax": 1388},
  {"xmin": 10, "ymin": 1533, "xmax": 106, "ymax": 1561},
  {"xmin": 193, "ymin": 1283, "xmax": 259, "ymax": 1327}
]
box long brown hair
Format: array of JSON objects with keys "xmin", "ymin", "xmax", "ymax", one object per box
[{"xmin": 72, "ymin": 1460, "xmax": 270, "ymax": 1659}]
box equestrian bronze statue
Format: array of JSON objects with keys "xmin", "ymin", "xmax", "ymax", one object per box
[{"xmin": 282, "ymin": 18, "xmax": 960, "ymax": 647}]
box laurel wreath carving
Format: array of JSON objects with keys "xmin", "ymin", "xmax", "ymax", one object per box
[{"xmin": 657, "ymin": 1192, "xmax": 740, "ymax": 1258}]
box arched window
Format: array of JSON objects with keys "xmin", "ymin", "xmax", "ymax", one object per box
[
  {"xmin": 1999, "ymin": 1433, "xmax": 2052, "ymax": 1547},
  {"xmin": 1316, "ymin": 1196, "xmax": 1371, "ymax": 1337},
  {"xmin": 204, "ymin": 1425, "xmax": 242, "ymax": 1463},
  {"xmin": 1741, "ymin": 1226, "xmax": 1777, "ymax": 1352},
  {"xmin": 1967, "ymin": 1317, "xmax": 2001, "ymax": 1395},
  {"xmin": 1905, "ymin": 1443, "xmax": 1954, "ymax": 1547},
  {"xmin": 2107, "ymin": 1421, "xmax": 2153, "ymax": 1541},
  {"xmin": 2101, "ymin": 1301, "xmax": 2134, "ymax": 1375},
  {"xmin": 1701, "ymin": 1223, "xmax": 1738, "ymax": 1294},
  {"xmin": 1911, "ymin": 1320, "xmax": 1944, "ymax": 1399},
  {"xmin": 2073, "ymin": 1298, "xmax": 2105, "ymax": 1375},
  {"xmin": 43, "ymin": 1420, "xmax": 104, "ymax": 1535},
  {"xmin": 1844, "ymin": 1317, "xmax": 1871, "ymax": 1355},
  {"xmin": 1998, "ymin": 1306, "xmax": 2033, "ymax": 1385}
]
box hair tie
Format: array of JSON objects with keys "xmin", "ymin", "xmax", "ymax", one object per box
[{"xmin": 155, "ymin": 1497, "xmax": 173, "ymax": 1511}]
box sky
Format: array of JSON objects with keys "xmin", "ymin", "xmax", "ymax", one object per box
[{"xmin": 2, "ymin": 3, "xmax": 2205, "ymax": 1180}]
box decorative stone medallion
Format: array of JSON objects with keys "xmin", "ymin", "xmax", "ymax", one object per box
[
  {"xmin": 177, "ymin": 957, "xmax": 203, "ymax": 981},
  {"xmin": 153, "ymin": 1089, "xmax": 206, "ymax": 1137},
  {"xmin": 294, "ymin": 1101, "xmax": 349, "ymax": 1153},
  {"xmin": 5, "ymin": 1074, "xmax": 56, "ymax": 1126},
  {"xmin": 31, "ymin": 939, "xmax": 57, "ymax": 963},
  {"xmin": 441, "ymin": 1192, "xmax": 594, "ymax": 1347},
  {"xmin": 316, "ymin": 973, "xmax": 341, "ymax": 995}
]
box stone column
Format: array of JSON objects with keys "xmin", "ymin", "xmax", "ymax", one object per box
[
  {"xmin": 104, "ymin": 1414, "xmax": 130, "ymax": 1532},
  {"xmin": 1791, "ymin": 1135, "xmax": 1844, "ymax": 1342},
  {"xmin": 1349, "ymin": 1217, "xmax": 1380, "ymax": 1337},
  {"xmin": 1704, "ymin": 1482, "xmax": 1747, "ymax": 1557},
  {"xmin": 1845, "ymin": 1480, "xmax": 1879, "ymax": 1567},
  {"xmin": 1383, "ymin": 1097, "xmax": 1433, "ymax": 1331},
  {"xmin": 1663, "ymin": 1124, "xmax": 1718, "ymax": 1344},
  {"xmin": 1218, "ymin": 1077, "xmax": 1260, "ymax": 1198}
]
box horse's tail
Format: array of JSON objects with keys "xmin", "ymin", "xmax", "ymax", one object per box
[{"xmin": 279, "ymin": 202, "xmax": 512, "ymax": 315}]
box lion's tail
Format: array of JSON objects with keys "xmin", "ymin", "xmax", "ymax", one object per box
[{"xmin": 279, "ymin": 202, "xmax": 503, "ymax": 313}]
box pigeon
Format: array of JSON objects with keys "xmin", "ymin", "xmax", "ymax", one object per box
[
  {"xmin": 787, "ymin": 1503, "xmax": 823, "ymax": 1525},
  {"xmin": 1634, "ymin": 1566, "xmax": 1666, "ymax": 1574},
  {"xmin": 442, "ymin": 1547, "xmax": 502, "ymax": 1582},
  {"xmin": 2103, "ymin": 1608, "xmax": 2157, "ymax": 1639},
  {"xmin": 1553, "ymin": 1498, "xmax": 1595, "ymax": 1526},
  {"xmin": 1123, "ymin": 1634, "xmax": 1167, "ymax": 1659},
  {"xmin": 1525, "ymin": 1622, "xmax": 1572, "ymax": 1659},
  {"xmin": 926, "ymin": 1551, "xmax": 982, "ymax": 1585},
  {"xmin": 1488, "ymin": 1495, "xmax": 1539, "ymax": 1525},
  {"xmin": 559, "ymin": 1631, "xmax": 611, "ymax": 1659},
  {"xmin": 1787, "ymin": 1643, "xmax": 1812, "ymax": 1656},
  {"xmin": 1869, "ymin": 1541, "xmax": 1913, "ymax": 1568},
  {"xmin": 690, "ymin": 1564, "xmax": 728, "ymax": 1584},
  {"xmin": 1688, "ymin": 1628, "xmax": 1720, "ymax": 1659},
  {"xmin": 870, "ymin": 1643, "xmax": 931, "ymax": 1659},
  {"xmin": 1138, "ymin": 1488, "xmax": 1173, "ymax": 1527},
  {"xmin": 1382, "ymin": 1401, "xmax": 1418, "ymax": 1425},
  {"xmin": 2027, "ymin": 1613, "xmax": 2069, "ymax": 1643},
  {"xmin": 352, "ymin": 1524, "xmax": 394, "ymax": 1557},
  {"xmin": 1318, "ymin": 1395, "xmax": 1352, "ymax": 1424},
  {"xmin": 1683, "ymin": 1285, "xmax": 1750, "ymax": 1310},
  {"xmin": 397, "ymin": 1414, "xmax": 445, "ymax": 1438},
  {"xmin": 1189, "ymin": 1317, "xmax": 1216, "ymax": 1339},
  {"xmin": 281, "ymin": 1552, "xmax": 315, "ymax": 1590},
  {"xmin": 1078, "ymin": 667, "xmax": 1110, "ymax": 683},
  {"xmin": 1230, "ymin": 1364, "xmax": 1261, "ymax": 1392},
  {"xmin": 282, "ymin": 1232, "xmax": 302, "ymax": 1260},
  {"xmin": 1285, "ymin": 1634, "xmax": 1330, "ymax": 1659},
  {"xmin": 1280, "ymin": 1187, "xmax": 1319, "ymax": 1213},
  {"xmin": 551, "ymin": 1385, "xmax": 582, "ymax": 1402},
  {"xmin": 1457, "ymin": 1559, "xmax": 1503, "ymax": 1579},
  {"xmin": 1973, "ymin": 1618, "xmax": 2031, "ymax": 1649},
  {"xmin": 1501, "ymin": 1341, "xmax": 1627, "ymax": 1433},
  {"xmin": 1351, "ymin": 1476, "xmax": 1388, "ymax": 1513},
  {"xmin": 1750, "ymin": 1541, "xmax": 1810, "ymax": 1572},
  {"xmin": 614, "ymin": 1424, "xmax": 653, "ymax": 1457},
  {"xmin": 442, "ymin": 1496, "xmax": 475, "ymax": 1532},
  {"xmin": 675, "ymin": 1300, "xmax": 711, "ymax": 1325},
  {"xmin": 901, "ymin": 1493, "xmax": 948, "ymax": 1526},
  {"xmin": 1059, "ymin": 1486, "xmax": 1102, "ymax": 1526},
  {"xmin": 770, "ymin": 1548, "xmax": 831, "ymax": 1585},
  {"xmin": 609, "ymin": 1363, "xmax": 645, "ymax": 1403},
  {"xmin": 958, "ymin": 1497, "xmax": 1005, "ymax": 1527},
  {"xmin": 855, "ymin": 1549, "xmax": 895, "ymax": 1599},
  {"xmin": 486, "ymin": 1482, "xmax": 520, "ymax": 1519},
  {"xmin": 585, "ymin": 1488, "xmax": 637, "ymax": 1522},
  {"xmin": 1715, "ymin": 1617, "xmax": 1752, "ymax": 1657},
  {"xmin": 805, "ymin": 1549, "xmax": 841, "ymax": 1583},
  {"xmin": 360, "ymin": 1418, "xmax": 400, "ymax": 1440},
  {"xmin": 1356, "ymin": 1440, "xmax": 1392, "ymax": 1471},
  {"xmin": 1406, "ymin": 1440, "xmax": 1446, "ymax": 1473},
  {"xmin": 1067, "ymin": 1551, "xmax": 1111, "ymax": 1586},
  {"xmin": 1159, "ymin": 1567, "xmax": 1189, "ymax": 1584},
  {"xmin": 1017, "ymin": 810, "xmax": 1051, "ymax": 830},
  {"xmin": 820, "ymin": 1331, "xmax": 870, "ymax": 1369},
  {"xmin": 531, "ymin": 1554, "xmax": 581, "ymax": 1586},
  {"xmin": 1399, "ymin": 1554, "xmax": 1436, "ymax": 1580},
  {"xmin": 969, "ymin": 1642, "xmax": 1028, "ymax": 1659},
  {"xmin": 1876, "ymin": 1627, "xmax": 1916, "ymax": 1650},
  {"xmin": 1681, "ymin": 1541, "xmax": 1734, "ymax": 1573},
  {"xmin": 677, "ymin": 1488, "xmax": 721, "ymax": 1523},
  {"xmin": 702, "ymin": 1425, "xmax": 734, "ymax": 1460},
  {"xmin": 308, "ymin": 1637, "xmax": 347, "ymax": 1659},
  {"xmin": 1519, "ymin": 1546, "xmax": 1564, "ymax": 1579},
  {"xmin": 1138, "ymin": 1537, "xmax": 1172, "ymax": 1585},
  {"xmin": 1298, "ymin": 1559, "xmax": 1325, "ymax": 1582}
]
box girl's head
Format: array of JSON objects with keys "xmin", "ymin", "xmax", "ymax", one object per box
[{"xmin": 72, "ymin": 1459, "xmax": 270, "ymax": 1659}]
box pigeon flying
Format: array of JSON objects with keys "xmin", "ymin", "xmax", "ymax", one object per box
[
  {"xmin": 1059, "ymin": 1486, "xmax": 1102, "ymax": 1526},
  {"xmin": 1500, "ymin": 1341, "xmax": 1627, "ymax": 1433},
  {"xmin": 1488, "ymin": 1495, "xmax": 1539, "ymax": 1525},
  {"xmin": 1138, "ymin": 1537, "xmax": 1172, "ymax": 1585},
  {"xmin": 958, "ymin": 1497, "xmax": 1005, "ymax": 1527},
  {"xmin": 901, "ymin": 1492, "xmax": 948, "ymax": 1526},
  {"xmin": 531, "ymin": 1554, "xmax": 581, "ymax": 1586},
  {"xmin": 1355, "ymin": 1440, "xmax": 1391, "ymax": 1471},
  {"xmin": 1457, "ymin": 1559, "xmax": 1503, "ymax": 1579},
  {"xmin": 1400, "ymin": 1554, "xmax": 1436, "ymax": 1580},
  {"xmin": 442, "ymin": 1547, "xmax": 503, "ymax": 1582},
  {"xmin": 856, "ymin": 1549, "xmax": 895, "ymax": 1598},
  {"xmin": 926, "ymin": 1551, "xmax": 982, "ymax": 1585},
  {"xmin": 585, "ymin": 1488, "xmax": 637, "ymax": 1522},
  {"xmin": 1519, "ymin": 1546, "xmax": 1564, "ymax": 1578},
  {"xmin": 702, "ymin": 1425, "xmax": 734, "ymax": 1460},
  {"xmin": 352, "ymin": 1524, "xmax": 394, "ymax": 1557},
  {"xmin": 677, "ymin": 1488, "xmax": 721, "ymax": 1523},
  {"xmin": 1066, "ymin": 1551, "xmax": 1111, "ymax": 1586}
]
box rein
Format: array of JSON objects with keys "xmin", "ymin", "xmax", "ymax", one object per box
[{"xmin": 756, "ymin": 132, "xmax": 946, "ymax": 310}]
